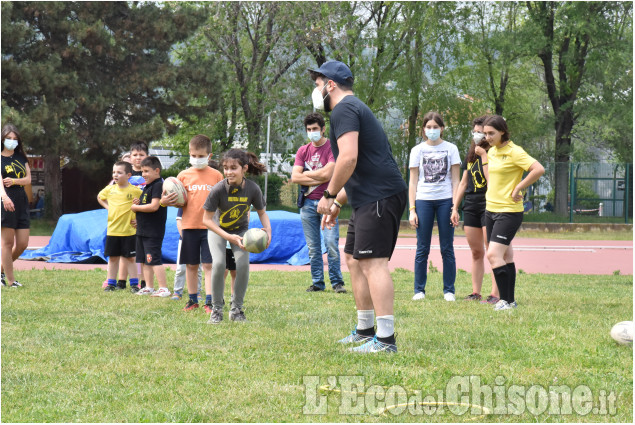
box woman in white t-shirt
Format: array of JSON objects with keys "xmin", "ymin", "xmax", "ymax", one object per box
[{"xmin": 408, "ymin": 112, "xmax": 461, "ymax": 301}]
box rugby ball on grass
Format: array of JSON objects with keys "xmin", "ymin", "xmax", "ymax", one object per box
[
  {"xmin": 162, "ymin": 177, "xmax": 187, "ymax": 207},
  {"xmin": 242, "ymin": 228, "xmax": 268, "ymax": 254},
  {"xmin": 610, "ymin": 321, "xmax": 633, "ymax": 345}
]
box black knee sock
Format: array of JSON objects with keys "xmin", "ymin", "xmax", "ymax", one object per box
[
  {"xmin": 506, "ymin": 262, "xmax": 516, "ymax": 303},
  {"xmin": 492, "ymin": 265, "xmax": 510, "ymax": 303},
  {"xmin": 377, "ymin": 334, "xmax": 396, "ymax": 345}
]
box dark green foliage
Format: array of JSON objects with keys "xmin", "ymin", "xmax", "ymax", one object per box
[
  {"xmin": 251, "ymin": 173, "xmax": 287, "ymax": 205},
  {"xmin": 1, "ymin": 1, "xmax": 221, "ymax": 218}
]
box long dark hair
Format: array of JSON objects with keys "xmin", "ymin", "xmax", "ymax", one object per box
[
  {"xmin": 222, "ymin": 149, "xmax": 267, "ymax": 176},
  {"xmin": 466, "ymin": 115, "xmax": 489, "ymax": 164},
  {"xmin": 482, "ymin": 115, "xmax": 510, "ymax": 142},
  {"xmin": 1, "ymin": 123, "xmax": 27, "ymax": 159}
]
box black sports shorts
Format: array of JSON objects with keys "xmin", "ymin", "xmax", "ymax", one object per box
[
  {"xmin": 462, "ymin": 194, "xmax": 486, "ymax": 228},
  {"xmin": 344, "ymin": 190, "xmax": 407, "ymax": 260},
  {"xmin": 136, "ymin": 236, "xmax": 164, "ymax": 266},
  {"xmin": 485, "ymin": 211, "xmax": 523, "ymax": 246},
  {"xmin": 179, "ymin": 229, "xmax": 212, "ymax": 265},
  {"xmin": 105, "ymin": 235, "xmax": 137, "ymax": 258},
  {"xmin": 1, "ymin": 189, "xmax": 30, "ymax": 229}
]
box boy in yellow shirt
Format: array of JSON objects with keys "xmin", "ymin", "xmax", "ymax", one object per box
[{"xmin": 97, "ymin": 161, "xmax": 143, "ymax": 292}]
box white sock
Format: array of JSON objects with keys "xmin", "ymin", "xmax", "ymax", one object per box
[
  {"xmin": 357, "ymin": 310, "xmax": 375, "ymax": 331},
  {"xmin": 376, "ymin": 315, "xmax": 395, "ymax": 338}
]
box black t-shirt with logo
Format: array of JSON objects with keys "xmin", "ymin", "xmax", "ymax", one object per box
[
  {"xmin": 1, "ymin": 152, "xmax": 28, "ymax": 193},
  {"xmin": 329, "ymin": 95, "xmax": 407, "ymax": 208},
  {"xmin": 461, "ymin": 154, "xmax": 488, "ymax": 196},
  {"xmin": 136, "ymin": 178, "xmax": 167, "ymax": 238}
]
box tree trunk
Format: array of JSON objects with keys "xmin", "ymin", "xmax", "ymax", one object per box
[
  {"xmin": 43, "ymin": 151, "xmax": 62, "ymax": 220},
  {"xmin": 553, "ymin": 110, "xmax": 574, "ymax": 215}
]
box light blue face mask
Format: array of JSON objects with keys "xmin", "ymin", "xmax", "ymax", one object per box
[
  {"xmin": 4, "ymin": 139, "xmax": 18, "ymax": 150},
  {"xmin": 425, "ymin": 128, "xmax": 441, "ymax": 141},
  {"xmin": 307, "ymin": 131, "xmax": 321, "ymax": 143}
]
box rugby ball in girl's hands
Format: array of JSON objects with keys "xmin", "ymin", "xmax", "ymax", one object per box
[
  {"xmin": 162, "ymin": 177, "xmax": 187, "ymax": 207},
  {"xmin": 242, "ymin": 228, "xmax": 268, "ymax": 253},
  {"xmin": 610, "ymin": 321, "xmax": 634, "ymax": 345}
]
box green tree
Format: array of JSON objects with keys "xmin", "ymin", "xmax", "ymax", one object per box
[
  {"xmin": 525, "ymin": 1, "xmax": 632, "ymax": 215},
  {"xmin": 1, "ymin": 1, "xmax": 219, "ymax": 219}
]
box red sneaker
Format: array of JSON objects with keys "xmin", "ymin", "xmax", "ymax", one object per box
[
  {"xmin": 183, "ymin": 300, "xmax": 199, "ymax": 311},
  {"xmin": 204, "ymin": 304, "xmax": 213, "ymax": 314},
  {"xmin": 481, "ymin": 295, "xmax": 500, "ymax": 305},
  {"xmin": 464, "ymin": 293, "xmax": 482, "ymax": 301}
]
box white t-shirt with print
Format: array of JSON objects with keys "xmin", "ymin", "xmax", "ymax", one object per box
[{"xmin": 409, "ymin": 140, "xmax": 461, "ymax": 201}]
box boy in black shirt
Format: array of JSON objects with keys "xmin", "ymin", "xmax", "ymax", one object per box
[{"xmin": 131, "ymin": 156, "xmax": 170, "ymax": 297}]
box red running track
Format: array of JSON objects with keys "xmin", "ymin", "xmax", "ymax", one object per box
[{"xmin": 15, "ymin": 235, "xmax": 633, "ymax": 275}]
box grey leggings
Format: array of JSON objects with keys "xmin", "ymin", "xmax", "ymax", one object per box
[{"xmin": 207, "ymin": 230, "xmax": 250, "ymax": 310}]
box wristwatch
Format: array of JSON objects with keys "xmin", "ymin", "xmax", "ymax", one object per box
[{"xmin": 323, "ymin": 190, "xmax": 337, "ymax": 199}]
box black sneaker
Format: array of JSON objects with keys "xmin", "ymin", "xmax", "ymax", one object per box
[
  {"xmin": 1, "ymin": 273, "xmax": 6, "ymax": 286},
  {"xmin": 333, "ymin": 283, "xmax": 347, "ymax": 294},
  {"xmin": 306, "ymin": 285, "xmax": 325, "ymax": 292},
  {"xmin": 104, "ymin": 285, "xmax": 116, "ymax": 292},
  {"xmin": 130, "ymin": 286, "xmax": 140, "ymax": 294},
  {"xmin": 9, "ymin": 281, "xmax": 23, "ymax": 288}
]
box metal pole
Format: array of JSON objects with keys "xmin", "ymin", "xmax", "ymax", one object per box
[
  {"xmin": 264, "ymin": 113, "xmax": 271, "ymax": 202},
  {"xmin": 625, "ymin": 163, "xmax": 630, "ymax": 224},
  {"xmin": 569, "ymin": 163, "xmax": 574, "ymax": 223}
]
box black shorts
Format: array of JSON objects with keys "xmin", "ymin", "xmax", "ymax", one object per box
[
  {"xmin": 462, "ymin": 194, "xmax": 486, "ymax": 228},
  {"xmin": 180, "ymin": 229, "xmax": 212, "ymax": 265},
  {"xmin": 105, "ymin": 235, "xmax": 137, "ymax": 258},
  {"xmin": 485, "ymin": 211, "xmax": 523, "ymax": 246},
  {"xmin": 344, "ymin": 190, "xmax": 407, "ymax": 260},
  {"xmin": 136, "ymin": 236, "xmax": 163, "ymax": 266},
  {"xmin": 1, "ymin": 189, "xmax": 30, "ymax": 229},
  {"xmin": 226, "ymin": 248, "xmax": 236, "ymax": 271}
]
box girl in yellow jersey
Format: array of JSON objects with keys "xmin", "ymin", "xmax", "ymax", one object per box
[{"xmin": 482, "ymin": 115, "xmax": 544, "ymax": 311}]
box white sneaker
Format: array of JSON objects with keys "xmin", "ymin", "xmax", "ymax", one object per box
[
  {"xmin": 136, "ymin": 287, "xmax": 155, "ymax": 295},
  {"xmin": 493, "ymin": 299, "xmax": 512, "ymax": 311},
  {"xmin": 412, "ymin": 292, "xmax": 425, "ymax": 301},
  {"xmin": 444, "ymin": 293, "xmax": 456, "ymax": 302},
  {"xmin": 151, "ymin": 287, "xmax": 171, "ymax": 298}
]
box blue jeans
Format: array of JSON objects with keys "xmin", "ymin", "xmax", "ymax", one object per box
[
  {"xmin": 414, "ymin": 198, "xmax": 456, "ymax": 294},
  {"xmin": 300, "ymin": 199, "xmax": 344, "ymax": 289}
]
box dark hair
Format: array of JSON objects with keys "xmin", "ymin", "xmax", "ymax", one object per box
[
  {"xmin": 466, "ymin": 115, "xmax": 490, "ymax": 164},
  {"xmin": 141, "ymin": 156, "xmax": 162, "ymax": 171},
  {"xmin": 130, "ymin": 141, "xmax": 148, "ymax": 154},
  {"xmin": 190, "ymin": 134, "xmax": 212, "ymax": 153},
  {"xmin": 483, "ymin": 115, "xmax": 510, "ymax": 142},
  {"xmin": 420, "ymin": 111, "xmax": 445, "ymax": 138},
  {"xmin": 313, "ymin": 73, "xmax": 354, "ymax": 91},
  {"xmin": 222, "ymin": 149, "xmax": 267, "ymax": 176},
  {"xmin": 114, "ymin": 161, "xmax": 133, "ymax": 175},
  {"xmin": 1, "ymin": 123, "xmax": 28, "ymax": 159},
  {"xmin": 208, "ymin": 158, "xmax": 221, "ymax": 171},
  {"xmin": 303, "ymin": 112, "xmax": 325, "ymax": 130},
  {"xmin": 472, "ymin": 115, "xmax": 487, "ymax": 128}
]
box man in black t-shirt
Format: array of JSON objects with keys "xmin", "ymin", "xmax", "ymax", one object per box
[{"xmin": 310, "ymin": 60, "xmax": 407, "ymax": 353}]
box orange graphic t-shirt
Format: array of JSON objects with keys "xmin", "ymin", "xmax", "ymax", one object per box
[{"xmin": 177, "ymin": 167, "xmax": 223, "ymax": 229}]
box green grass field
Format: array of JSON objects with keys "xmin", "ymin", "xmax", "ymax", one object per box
[{"xmin": 1, "ymin": 269, "xmax": 632, "ymax": 422}]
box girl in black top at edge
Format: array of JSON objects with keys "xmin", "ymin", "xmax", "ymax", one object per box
[
  {"xmin": 451, "ymin": 116, "xmax": 499, "ymax": 304},
  {"xmin": 1, "ymin": 123, "xmax": 32, "ymax": 287}
]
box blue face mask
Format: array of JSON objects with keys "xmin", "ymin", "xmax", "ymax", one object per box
[
  {"xmin": 425, "ymin": 128, "xmax": 441, "ymax": 141},
  {"xmin": 4, "ymin": 139, "xmax": 18, "ymax": 150},
  {"xmin": 307, "ymin": 131, "xmax": 321, "ymax": 143}
]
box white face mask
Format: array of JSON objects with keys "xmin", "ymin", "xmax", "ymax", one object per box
[
  {"xmin": 307, "ymin": 131, "xmax": 321, "ymax": 143},
  {"xmin": 4, "ymin": 139, "xmax": 18, "ymax": 151},
  {"xmin": 190, "ymin": 156, "xmax": 208, "ymax": 169},
  {"xmin": 312, "ymin": 83, "xmax": 332, "ymax": 111},
  {"xmin": 472, "ymin": 132, "xmax": 485, "ymax": 143}
]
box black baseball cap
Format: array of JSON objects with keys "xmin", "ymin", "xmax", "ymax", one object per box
[{"xmin": 308, "ymin": 60, "xmax": 354, "ymax": 86}]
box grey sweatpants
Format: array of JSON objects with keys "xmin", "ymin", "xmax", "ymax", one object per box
[{"xmin": 208, "ymin": 230, "xmax": 250, "ymax": 310}]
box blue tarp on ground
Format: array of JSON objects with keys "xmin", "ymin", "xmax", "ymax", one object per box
[{"xmin": 20, "ymin": 209, "xmax": 313, "ymax": 265}]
